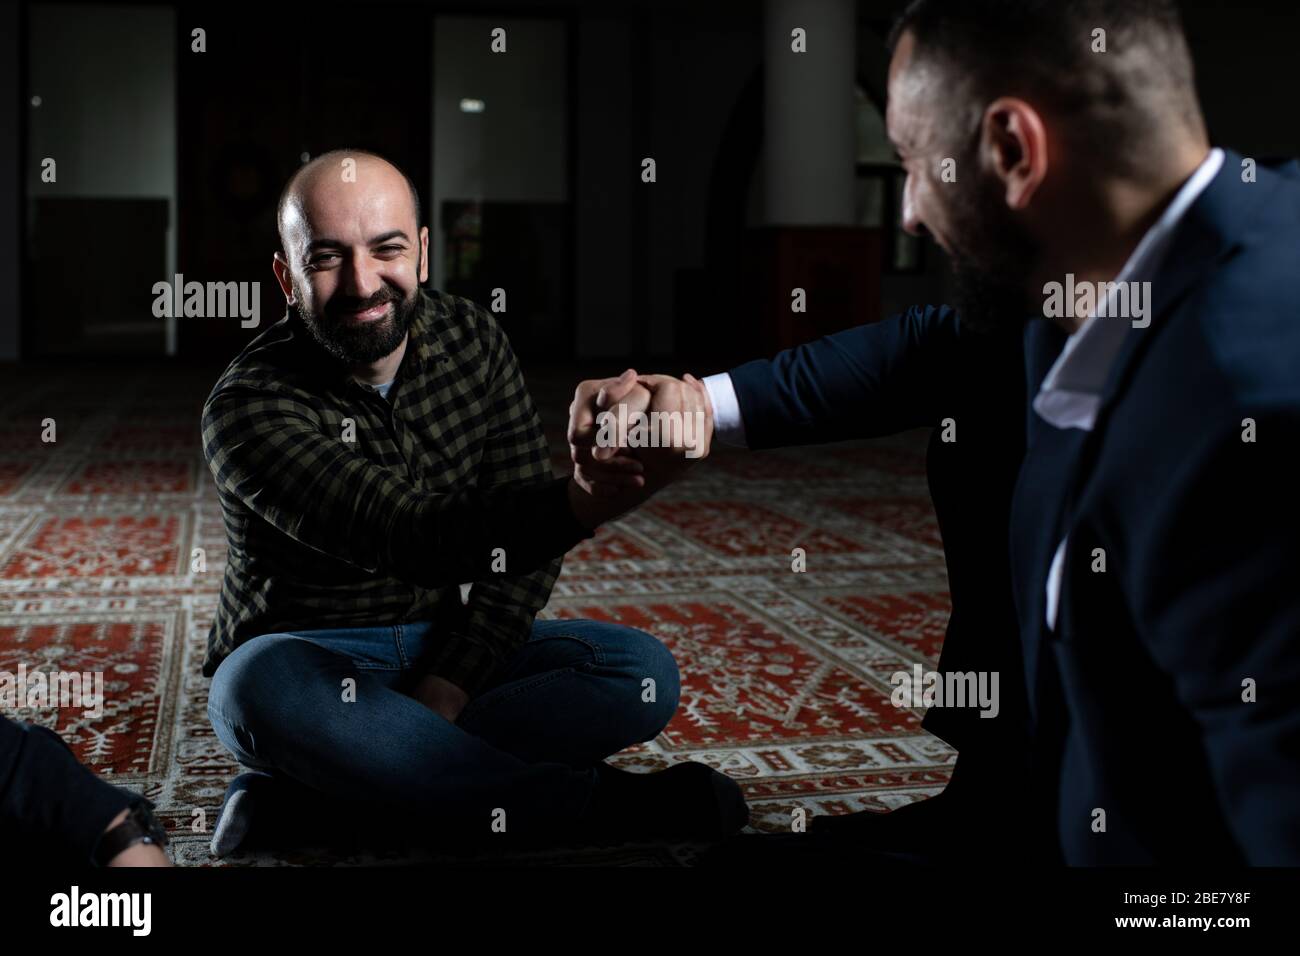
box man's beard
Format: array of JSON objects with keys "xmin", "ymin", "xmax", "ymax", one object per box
[
  {"xmin": 296, "ymin": 284, "xmax": 418, "ymax": 365},
  {"xmin": 944, "ymin": 172, "xmax": 1041, "ymax": 336}
]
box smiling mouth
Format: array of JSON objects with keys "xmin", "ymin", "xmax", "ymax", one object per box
[{"xmin": 341, "ymin": 301, "xmax": 392, "ymax": 322}]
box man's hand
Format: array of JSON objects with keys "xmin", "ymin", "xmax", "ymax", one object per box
[
  {"xmin": 568, "ymin": 369, "xmax": 652, "ymax": 497},
  {"xmin": 634, "ymin": 373, "xmax": 715, "ymax": 485},
  {"xmin": 411, "ymin": 673, "xmax": 470, "ymax": 722},
  {"xmin": 568, "ymin": 368, "xmax": 714, "ymax": 498}
]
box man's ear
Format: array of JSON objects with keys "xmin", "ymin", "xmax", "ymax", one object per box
[
  {"xmin": 981, "ymin": 97, "xmax": 1049, "ymax": 210},
  {"xmin": 418, "ymin": 225, "xmax": 430, "ymax": 284},
  {"xmin": 272, "ymin": 251, "xmax": 296, "ymax": 304}
]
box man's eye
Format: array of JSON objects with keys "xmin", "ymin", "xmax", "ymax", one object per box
[
  {"xmin": 310, "ymin": 254, "xmax": 340, "ymax": 266},
  {"xmin": 375, "ymin": 245, "xmax": 404, "ymax": 255}
]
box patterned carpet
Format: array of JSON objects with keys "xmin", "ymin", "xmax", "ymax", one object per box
[{"xmin": 0, "ymin": 362, "xmax": 954, "ymax": 865}]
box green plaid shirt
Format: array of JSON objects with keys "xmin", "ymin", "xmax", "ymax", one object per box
[{"xmin": 200, "ymin": 288, "xmax": 591, "ymax": 693}]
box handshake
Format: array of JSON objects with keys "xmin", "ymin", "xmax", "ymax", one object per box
[{"xmin": 565, "ymin": 368, "xmax": 715, "ymax": 526}]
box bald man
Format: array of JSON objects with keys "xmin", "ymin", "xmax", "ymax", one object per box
[{"xmin": 201, "ymin": 149, "xmax": 745, "ymax": 856}]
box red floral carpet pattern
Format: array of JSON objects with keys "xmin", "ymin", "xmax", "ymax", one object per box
[{"xmin": 0, "ymin": 365, "xmax": 954, "ymax": 866}]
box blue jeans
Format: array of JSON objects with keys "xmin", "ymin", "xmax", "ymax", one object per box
[{"xmin": 207, "ymin": 619, "xmax": 681, "ymax": 837}]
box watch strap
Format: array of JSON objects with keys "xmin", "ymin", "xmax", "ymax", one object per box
[{"xmin": 91, "ymin": 801, "xmax": 166, "ymax": 866}]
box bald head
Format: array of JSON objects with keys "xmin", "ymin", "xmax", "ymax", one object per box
[
  {"xmin": 276, "ymin": 149, "xmax": 422, "ymax": 258},
  {"xmin": 270, "ymin": 148, "xmax": 429, "ymax": 370}
]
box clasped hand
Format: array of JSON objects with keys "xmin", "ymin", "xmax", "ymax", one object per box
[{"xmin": 567, "ymin": 369, "xmax": 714, "ymax": 502}]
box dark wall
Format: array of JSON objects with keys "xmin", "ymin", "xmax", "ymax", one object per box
[
  {"xmin": 175, "ymin": 2, "xmax": 432, "ymax": 359},
  {"xmin": 1181, "ymin": 0, "xmax": 1300, "ymax": 159},
  {"xmin": 1, "ymin": 0, "xmax": 19, "ymax": 362},
  {"xmin": 574, "ymin": 2, "xmax": 763, "ymax": 364},
  {"xmin": 5, "ymin": 0, "xmax": 1300, "ymax": 367}
]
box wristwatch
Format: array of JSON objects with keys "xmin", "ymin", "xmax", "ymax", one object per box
[{"xmin": 91, "ymin": 799, "xmax": 169, "ymax": 866}]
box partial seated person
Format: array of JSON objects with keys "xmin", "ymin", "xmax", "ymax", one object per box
[{"xmin": 202, "ymin": 149, "xmax": 744, "ymax": 856}]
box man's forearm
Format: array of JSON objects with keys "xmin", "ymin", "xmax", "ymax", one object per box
[
  {"xmin": 420, "ymin": 554, "xmax": 563, "ymax": 696},
  {"xmin": 397, "ymin": 476, "xmax": 595, "ymax": 584},
  {"xmin": 567, "ymin": 475, "xmax": 625, "ymax": 529},
  {"xmin": 0, "ymin": 718, "xmax": 136, "ymax": 863},
  {"xmin": 412, "ymin": 480, "xmax": 628, "ymax": 696}
]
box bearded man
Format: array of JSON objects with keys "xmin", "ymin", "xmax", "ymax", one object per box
[
  {"xmin": 201, "ymin": 149, "xmax": 745, "ymax": 857},
  {"xmin": 571, "ymin": 0, "xmax": 1300, "ymax": 866}
]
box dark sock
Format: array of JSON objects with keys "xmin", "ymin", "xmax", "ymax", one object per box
[
  {"xmin": 578, "ymin": 761, "xmax": 749, "ymax": 843},
  {"xmin": 808, "ymin": 753, "xmax": 1011, "ymax": 849},
  {"xmin": 809, "ymin": 786, "xmax": 958, "ymax": 839},
  {"xmin": 211, "ymin": 771, "xmax": 275, "ymax": 857},
  {"xmin": 211, "ymin": 770, "xmax": 369, "ymax": 857}
]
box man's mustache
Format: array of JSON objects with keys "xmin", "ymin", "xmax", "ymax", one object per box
[{"xmin": 324, "ymin": 288, "xmax": 401, "ymax": 319}]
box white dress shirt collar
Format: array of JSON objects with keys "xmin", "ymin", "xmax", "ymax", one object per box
[{"xmin": 1033, "ymin": 148, "xmax": 1225, "ymax": 431}]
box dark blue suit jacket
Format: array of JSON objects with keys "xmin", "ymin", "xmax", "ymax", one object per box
[{"xmin": 727, "ymin": 151, "xmax": 1300, "ymax": 865}]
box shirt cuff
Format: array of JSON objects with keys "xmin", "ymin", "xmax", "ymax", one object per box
[{"xmin": 702, "ymin": 373, "xmax": 748, "ymax": 448}]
